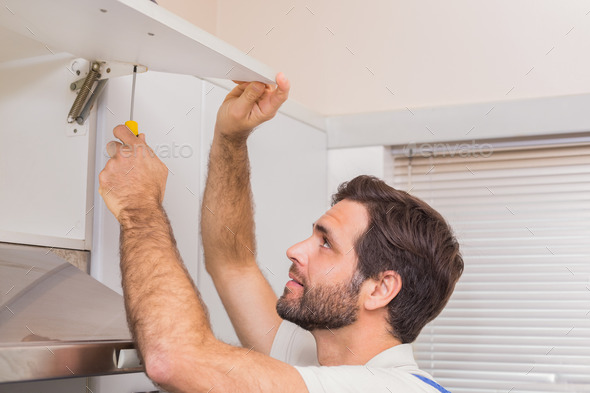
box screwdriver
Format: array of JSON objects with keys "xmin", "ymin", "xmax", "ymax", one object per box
[{"xmin": 125, "ymin": 65, "xmax": 139, "ymax": 136}]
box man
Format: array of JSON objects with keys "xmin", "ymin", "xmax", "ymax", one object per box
[{"xmin": 99, "ymin": 72, "xmax": 463, "ymax": 393}]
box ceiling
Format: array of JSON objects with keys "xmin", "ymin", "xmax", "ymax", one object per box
[{"xmin": 161, "ymin": 0, "xmax": 590, "ymax": 116}]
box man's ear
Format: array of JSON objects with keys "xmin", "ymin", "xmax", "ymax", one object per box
[{"xmin": 363, "ymin": 271, "xmax": 402, "ymax": 311}]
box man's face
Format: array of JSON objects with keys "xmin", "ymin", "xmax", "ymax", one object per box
[{"xmin": 276, "ymin": 200, "xmax": 370, "ymax": 331}]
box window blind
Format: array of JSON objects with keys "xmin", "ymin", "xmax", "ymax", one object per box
[{"xmin": 389, "ymin": 140, "xmax": 590, "ymax": 393}]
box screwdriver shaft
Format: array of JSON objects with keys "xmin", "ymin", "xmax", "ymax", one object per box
[{"xmin": 130, "ymin": 65, "xmax": 137, "ymax": 121}]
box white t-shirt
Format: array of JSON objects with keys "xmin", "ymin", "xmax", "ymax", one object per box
[{"xmin": 270, "ymin": 321, "xmax": 446, "ymax": 393}]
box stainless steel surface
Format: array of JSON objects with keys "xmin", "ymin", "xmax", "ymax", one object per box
[
  {"xmin": 0, "ymin": 242, "xmax": 142, "ymax": 383},
  {"xmin": 0, "ymin": 341, "xmax": 142, "ymax": 382}
]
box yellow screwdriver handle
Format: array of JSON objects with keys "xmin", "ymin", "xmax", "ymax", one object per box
[{"xmin": 125, "ymin": 120, "xmax": 138, "ymax": 136}]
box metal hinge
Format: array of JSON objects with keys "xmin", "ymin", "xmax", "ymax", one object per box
[{"xmin": 66, "ymin": 59, "xmax": 147, "ymax": 136}]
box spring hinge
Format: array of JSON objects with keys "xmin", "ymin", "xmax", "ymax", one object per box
[{"xmin": 66, "ymin": 60, "xmax": 147, "ymax": 132}]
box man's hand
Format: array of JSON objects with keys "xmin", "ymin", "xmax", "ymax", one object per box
[
  {"xmin": 98, "ymin": 125, "xmax": 168, "ymax": 224},
  {"xmin": 215, "ymin": 72, "xmax": 290, "ymax": 141}
]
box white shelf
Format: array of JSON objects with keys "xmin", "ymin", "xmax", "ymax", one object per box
[{"xmin": 0, "ymin": 0, "xmax": 275, "ymax": 83}]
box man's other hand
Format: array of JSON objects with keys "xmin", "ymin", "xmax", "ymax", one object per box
[
  {"xmin": 215, "ymin": 72, "xmax": 290, "ymax": 141},
  {"xmin": 98, "ymin": 126, "xmax": 168, "ymax": 224}
]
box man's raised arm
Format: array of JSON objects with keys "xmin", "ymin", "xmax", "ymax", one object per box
[{"xmin": 201, "ymin": 73, "xmax": 290, "ymax": 354}]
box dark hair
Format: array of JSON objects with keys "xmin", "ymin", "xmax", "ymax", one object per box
[{"xmin": 332, "ymin": 175, "xmax": 463, "ymax": 343}]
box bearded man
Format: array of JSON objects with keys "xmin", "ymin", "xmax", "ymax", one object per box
[{"xmin": 99, "ymin": 73, "xmax": 463, "ymax": 393}]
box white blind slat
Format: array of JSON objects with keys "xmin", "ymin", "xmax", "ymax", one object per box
[{"xmin": 394, "ymin": 164, "xmax": 590, "ymax": 182}]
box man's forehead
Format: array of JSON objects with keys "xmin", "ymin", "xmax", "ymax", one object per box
[{"xmin": 316, "ymin": 200, "xmax": 369, "ymax": 239}]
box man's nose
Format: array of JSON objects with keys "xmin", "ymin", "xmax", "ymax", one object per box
[{"xmin": 286, "ymin": 238, "xmax": 310, "ymax": 267}]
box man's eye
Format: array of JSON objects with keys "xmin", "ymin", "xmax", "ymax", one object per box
[{"xmin": 321, "ymin": 238, "xmax": 331, "ymax": 249}]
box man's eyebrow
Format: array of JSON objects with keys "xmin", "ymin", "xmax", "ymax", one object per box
[
  {"xmin": 313, "ymin": 223, "xmax": 329, "ymax": 235},
  {"xmin": 313, "ymin": 223, "xmax": 340, "ymax": 249}
]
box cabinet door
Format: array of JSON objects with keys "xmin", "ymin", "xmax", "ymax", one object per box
[
  {"xmin": 198, "ymin": 81, "xmax": 328, "ymax": 343},
  {"xmin": 0, "ymin": 43, "xmax": 95, "ymax": 249},
  {"xmin": 91, "ymin": 71, "xmax": 202, "ymax": 292}
]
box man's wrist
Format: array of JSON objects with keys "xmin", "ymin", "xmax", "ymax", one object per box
[
  {"xmin": 119, "ymin": 203, "xmax": 166, "ymax": 230},
  {"xmin": 213, "ymin": 125, "xmax": 253, "ymax": 147}
]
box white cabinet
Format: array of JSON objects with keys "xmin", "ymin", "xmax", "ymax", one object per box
[
  {"xmin": 91, "ymin": 70, "xmax": 203, "ymax": 292},
  {"xmin": 0, "ymin": 0, "xmax": 281, "ymax": 251},
  {"xmin": 0, "ymin": 39, "xmax": 95, "ymax": 249},
  {"xmin": 0, "ymin": 0, "xmax": 275, "ymax": 83},
  {"xmin": 92, "ymin": 77, "xmax": 327, "ymax": 343}
]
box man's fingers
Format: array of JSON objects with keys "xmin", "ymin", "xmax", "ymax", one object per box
[
  {"xmin": 227, "ymin": 82, "xmax": 248, "ymax": 99},
  {"xmin": 222, "ymin": 75, "xmax": 287, "ymax": 127},
  {"xmin": 106, "ymin": 141, "xmax": 123, "ymax": 158},
  {"xmin": 114, "ymin": 124, "xmax": 139, "ymax": 146},
  {"xmin": 239, "ymin": 82, "xmax": 266, "ymax": 105},
  {"xmin": 254, "ymin": 73, "xmax": 289, "ymax": 117},
  {"xmin": 227, "ymin": 80, "xmax": 263, "ymax": 100},
  {"xmin": 269, "ymin": 72, "xmax": 290, "ymax": 107},
  {"xmin": 228, "ymin": 82, "xmax": 266, "ymax": 118},
  {"xmin": 275, "ymin": 72, "xmax": 290, "ymax": 97}
]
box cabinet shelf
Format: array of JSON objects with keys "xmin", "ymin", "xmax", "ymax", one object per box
[{"xmin": 0, "ymin": 0, "xmax": 275, "ymax": 83}]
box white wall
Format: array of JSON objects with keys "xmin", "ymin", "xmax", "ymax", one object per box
[
  {"xmin": 327, "ymin": 146, "xmax": 386, "ymax": 200},
  {"xmin": 215, "ymin": 0, "xmax": 590, "ymax": 115},
  {"xmin": 158, "ymin": 0, "xmax": 217, "ymax": 35},
  {"xmin": 327, "ymin": 93, "xmax": 590, "ymax": 149}
]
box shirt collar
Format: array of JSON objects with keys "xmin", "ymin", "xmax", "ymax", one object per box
[{"xmin": 365, "ymin": 344, "xmax": 418, "ymax": 368}]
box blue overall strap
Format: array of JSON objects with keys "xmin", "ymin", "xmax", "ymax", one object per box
[{"xmin": 412, "ymin": 374, "xmax": 451, "ymax": 393}]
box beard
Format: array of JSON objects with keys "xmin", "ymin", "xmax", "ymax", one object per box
[{"xmin": 276, "ymin": 269, "xmax": 365, "ymax": 331}]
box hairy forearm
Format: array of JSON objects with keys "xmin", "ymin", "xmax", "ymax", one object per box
[
  {"xmin": 201, "ymin": 131, "xmax": 257, "ymax": 273},
  {"xmin": 119, "ymin": 205, "xmax": 213, "ymax": 371}
]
